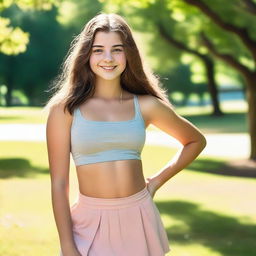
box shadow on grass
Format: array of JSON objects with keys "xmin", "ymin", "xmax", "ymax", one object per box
[
  {"xmin": 0, "ymin": 116, "xmax": 24, "ymax": 121},
  {"xmin": 187, "ymin": 158, "xmax": 256, "ymax": 178},
  {"xmin": 182, "ymin": 112, "xmax": 247, "ymax": 133},
  {"xmin": 156, "ymin": 200, "xmax": 256, "ymax": 256},
  {"xmin": 0, "ymin": 158, "xmax": 49, "ymax": 178}
]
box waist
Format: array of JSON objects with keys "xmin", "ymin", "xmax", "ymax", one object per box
[
  {"xmin": 76, "ymin": 160, "xmax": 146, "ymax": 198},
  {"xmin": 76, "ymin": 185, "xmax": 150, "ymax": 209}
]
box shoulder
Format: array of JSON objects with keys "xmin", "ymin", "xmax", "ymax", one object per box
[
  {"xmin": 137, "ymin": 94, "xmax": 175, "ymax": 125},
  {"xmin": 137, "ymin": 94, "xmax": 171, "ymax": 108},
  {"xmin": 48, "ymin": 102, "xmax": 73, "ymax": 118},
  {"xmin": 46, "ymin": 102, "xmax": 73, "ymax": 129}
]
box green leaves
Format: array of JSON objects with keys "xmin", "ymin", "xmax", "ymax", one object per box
[
  {"xmin": 0, "ymin": 0, "xmax": 60, "ymax": 55},
  {"xmin": 0, "ymin": 17, "xmax": 29, "ymax": 55}
]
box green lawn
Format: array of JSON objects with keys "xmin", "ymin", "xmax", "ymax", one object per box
[
  {"xmin": 0, "ymin": 141, "xmax": 255, "ymax": 256},
  {"xmin": 0, "ymin": 107, "xmax": 47, "ymax": 124},
  {"xmin": 171, "ymin": 100, "xmax": 247, "ymax": 134}
]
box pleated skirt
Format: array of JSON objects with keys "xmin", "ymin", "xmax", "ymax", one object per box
[{"xmin": 59, "ymin": 186, "xmax": 170, "ymax": 256}]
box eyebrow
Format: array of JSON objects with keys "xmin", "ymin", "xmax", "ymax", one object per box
[{"xmin": 92, "ymin": 44, "xmax": 124, "ymax": 48}]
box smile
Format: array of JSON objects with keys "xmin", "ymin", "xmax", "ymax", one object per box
[{"xmin": 100, "ymin": 66, "xmax": 117, "ymax": 71}]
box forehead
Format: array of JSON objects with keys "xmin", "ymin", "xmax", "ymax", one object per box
[{"xmin": 93, "ymin": 31, "xmax": 123, "ymax": 46}]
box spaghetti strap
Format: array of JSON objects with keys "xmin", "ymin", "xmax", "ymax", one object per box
[{"xmin": 134, "ymin": 95, "xmax": 145, "ymax": 126}]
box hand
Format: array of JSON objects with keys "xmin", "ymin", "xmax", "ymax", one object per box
[{"xmin": 145, "ymin": 177, "xmax": 159, "ymax": 198}]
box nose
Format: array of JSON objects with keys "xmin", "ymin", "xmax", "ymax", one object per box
[{"xmin": 103, "ymin": 51, "xmax": 113, "ymax": 62}]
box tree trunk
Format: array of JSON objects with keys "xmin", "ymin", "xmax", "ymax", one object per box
[
  {"xmin": 203, "ymin": 57, "xmax": 223, "ymax": 116},
  {"xmin": 156, "ymin": 24, "xmax": 223, "ymax": 116},
  {"xmin": 5, "ymin": 56, "xmax": 15, "ymax": 107},
  {"xmin": 5, "ymin": 80, "xmax": 13, "ymax": 106},
  {"xmin": 245, "ymin": 77, "xmax": 256, "ymax": 160}
]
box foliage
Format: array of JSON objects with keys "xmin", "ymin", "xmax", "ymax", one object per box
[
  {"xmin": 104, "ymin": 0, "xmax": 251, "ymax": 85},
  {"xmin": 0, "ymin": 5, "xmax": 72, "ymax": 105},
  {"xmin": 0, "ymin": 16, "xmax": 29, "ymax": 55},
  {"xmin": 0, "ymin": 0, "xmax": 60, "ymax": 55}
]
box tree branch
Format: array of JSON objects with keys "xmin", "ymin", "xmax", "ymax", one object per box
[
  {"xmin": 183, "ymin": 0, "xmax": 256, "ymax": 60},
  {"xmin": 156, "ymin": 22, "xmax": 223, "ymax": 116},
  {"xmin": 241, "ymin": 0, "xmax": 256, "ymax": 15},
  {"xmin": 200, "ymin": 32, "xmax": 251, "ymax": 77},
  {"xmin": 157, "ymin": 23, "xmax": 205, "ymax": 59}
]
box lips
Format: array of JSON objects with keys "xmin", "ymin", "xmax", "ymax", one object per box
[{"xmin": 100, "ymin": 66, "xmax": 117, "ymax": 71}]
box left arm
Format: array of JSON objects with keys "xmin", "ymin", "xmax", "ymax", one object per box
[{"xmin": 143, "ymin": 96, "xmax": 207, "ymax": 196}]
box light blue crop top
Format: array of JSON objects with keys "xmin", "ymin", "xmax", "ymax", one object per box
[{"xmin": 70, "ymin": 95, "xmax": 146, "ymax": 166}]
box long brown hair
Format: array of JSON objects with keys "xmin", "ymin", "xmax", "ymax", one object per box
[{"xmin": 43, "ymin": 13, "xmax": 171, "ymax": 115}]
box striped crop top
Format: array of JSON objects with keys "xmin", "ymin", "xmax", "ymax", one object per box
[{"xmin": 70, "ymin": 95, "xmax": 146, "ymax": 166}]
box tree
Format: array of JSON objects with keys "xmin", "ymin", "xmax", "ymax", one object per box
[
  {"xmin": 181, "ymin": 0, "xmax": 256, "ymax": 160},
  {"xmin": 104, "ymin": 0, "xmax": 223, "ymax": 116},
  {"xmin": 141, "ymin": 0, "xmax": 223, "ymax": 115},
  {"xmin": 104, "ymin": 0, "xmax": 255, "ymax": 161},
  {"xmin": 0, "ymin": 0, "xmax": 103, "ymax": 106},
  {"xmin": 0, "ymin": 5, "xmax": 70, "ymax": 106},
  {"xmin": 0, "ymin": 0, "xmax": 59, "ymax": 55},
  {"xmin": 0, "ymin": 0, "xmax": 60, "ymax": 105}
]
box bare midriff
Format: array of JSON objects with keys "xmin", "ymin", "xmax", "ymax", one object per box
[{"xmin": 76, "ymin": 159, "xmax": 146, "ymax": 198}]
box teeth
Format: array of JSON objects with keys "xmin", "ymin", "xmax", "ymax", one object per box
[{"xmin": 101, "ymin": 66, "xmax": 116, "ymax": 70}]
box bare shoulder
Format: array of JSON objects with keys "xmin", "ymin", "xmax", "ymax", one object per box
[
  {"xmin": 46, "ymin": 102, "xmax": 73, "ymax": 127},
  {"xmin": 46, "ymin": 102, "xmax": 73, "ymax": 152},
  {"xmin": 47, "ymin": 102, "xmax": 73, "ymax": 119},
  {"xmin": 137, "ymin": 94, "xmax": 173, "ymax": 127},
  {"xmin": 137, "ymin": 94, "xmax": 171, "ymax": 109},
  {"xmin": 137, "ymin": 94, "xmax": 206, "ymax": 146}
]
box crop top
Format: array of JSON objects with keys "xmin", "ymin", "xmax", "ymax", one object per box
[{"xmin": 70, "ymin": 94, "xmax": 146, "ymax": 166}]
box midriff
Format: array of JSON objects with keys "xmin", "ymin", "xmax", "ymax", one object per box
[{"xmin": 76, "ymin": 159, "xmax": 146, "ymax": 198}]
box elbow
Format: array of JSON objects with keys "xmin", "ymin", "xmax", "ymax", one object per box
[
  {"xmin": 185, "ymin": 134, "xmax": 207, "ymax": 150},
  {"xmin": 188, "ymin": 134, "xmax": 207, "ymax": 151},
  {"xmin": 200, "ymin": 134, "xmax": 207, "ymax": 150}
]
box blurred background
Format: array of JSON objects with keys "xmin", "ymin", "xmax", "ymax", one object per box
[{"xmin": 0, "ymin": 0, "xmax": 255, "ymax": 255}]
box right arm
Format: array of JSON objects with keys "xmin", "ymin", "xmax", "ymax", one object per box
[{"xmin": 46, "ymin": 104, "xmax": 81, "ymax": 256}]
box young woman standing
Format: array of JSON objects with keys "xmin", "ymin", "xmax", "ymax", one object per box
[{"xmin": 44, "ymin": 13, "xmax": 206, "ymax": 256}]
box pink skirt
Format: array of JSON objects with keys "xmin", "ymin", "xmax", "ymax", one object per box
[{"xmin": 60, "ymin": 186, "xmax": 170, "ymax": 256}]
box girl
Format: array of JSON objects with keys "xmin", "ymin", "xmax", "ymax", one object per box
[{"xmin": 44, "ymin": 13, "xmax": 206, "ymax": 256}]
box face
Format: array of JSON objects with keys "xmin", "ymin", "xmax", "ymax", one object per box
[{"xmin": 89, "ymin": 31, "xmax": 126, "ymax": 82}]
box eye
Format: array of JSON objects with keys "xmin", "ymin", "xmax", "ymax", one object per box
[
  {"xmin": 113, "ymin": 48, "xmax": 122, "ymax": 52},
  {"xmin": 93, "ymin": 49, "xmax": 102, "ymax": 53}
]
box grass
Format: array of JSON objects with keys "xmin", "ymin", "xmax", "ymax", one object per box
[
  {"xmin": 175, "ymin": 100, "xmax": 248, "ymax": 134},
  {"xmin": 0, "ymin": 141, "xmax": 255, "ymax": 256},
  {"xmin": 0, "ymin": 107, "xmax": 47, "ymax": 124},
  {"xmin": 180, "ymin": 112, "xmax": 247, "ymax": 134},
  {"xmin": 150, "ymin": 100, "xmax": 248, "ymax": 134}
]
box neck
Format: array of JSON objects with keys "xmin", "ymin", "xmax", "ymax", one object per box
[{"xmin": 94, "ymin": 78, "xmax": 123, "ymax": 102}]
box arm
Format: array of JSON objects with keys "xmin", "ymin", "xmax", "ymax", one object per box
[
  {"xmin": 46, "ymin": 104, "xmax": 81, "ymax": 256},
  {"xmin": 144, "ymin": 96, "xmax": 207, "ymax": 196}
]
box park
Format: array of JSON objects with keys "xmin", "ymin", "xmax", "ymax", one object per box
[{"xmin": 0, "ymin": 1, "xmax": 256, "ymax": 256}]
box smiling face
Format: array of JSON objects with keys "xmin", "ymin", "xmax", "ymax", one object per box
[{"xmin": 89, "ymin": 31, "xmax": 127, "ymax": 82}]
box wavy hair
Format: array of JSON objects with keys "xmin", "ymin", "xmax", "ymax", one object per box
[{"xmin": 43, "ymin": 13, "xmax": 171, "ymax": 115}]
